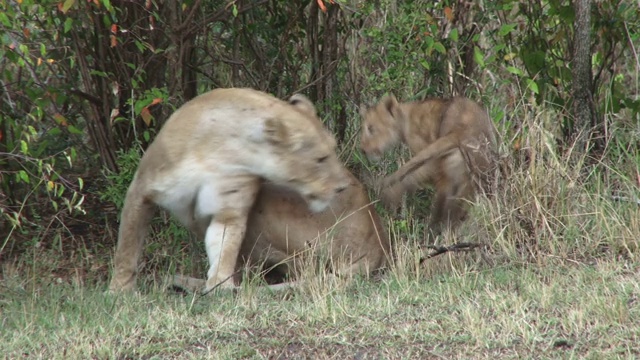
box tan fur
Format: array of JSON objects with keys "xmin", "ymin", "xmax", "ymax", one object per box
[
  {"xmin": 109, "ymin": 88, "xmax": 349, "ymax": 294},
  {"xmin": 360, "ymin": 94, "xmax": 497, "ymax": 233},
  {"xmin": 238, "ymin": 170, "xmax": 391, "ymax": 283},
  {"xmin": 171, "ymin": 159, "xmax": 391, "ymax": 294}
]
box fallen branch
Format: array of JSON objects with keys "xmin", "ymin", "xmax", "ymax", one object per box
[
  {"xmin": 611, "ymin": 196, "xmax": 640, "ymax": 206},
  {"xmin": 420, "ymin": 242, "xmax": 484, "ymax": 264}
]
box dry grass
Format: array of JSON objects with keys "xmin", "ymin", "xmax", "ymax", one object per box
[{"xmin": 2, "ymin": 253, "xmax": 639, "ymax": 359}]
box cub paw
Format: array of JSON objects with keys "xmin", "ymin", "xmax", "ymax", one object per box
[{"xmin": 380, "ymin": 184, "xmax": 404, "ymax": 212}]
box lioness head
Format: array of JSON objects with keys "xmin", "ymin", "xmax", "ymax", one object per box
[
  {"xmin": 262, "ymin": 94, "xmax": 348, "ymax": 212},
  {"xmin": 360, "ymin": 94, "xmax": 404, "ymax": 162}
]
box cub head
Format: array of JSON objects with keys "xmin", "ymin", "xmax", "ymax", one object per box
[
  {"xmin": 359, "ymin": 94, "xmax": 404, "ymax": 162},
  {"xmin": 262, "ymin": 94, "xmax": 348, "ymax": 213}
]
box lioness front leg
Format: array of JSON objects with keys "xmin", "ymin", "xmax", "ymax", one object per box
[{"xmin": 202, "ymin": 215, "xmax": 247, "ymax": 293}]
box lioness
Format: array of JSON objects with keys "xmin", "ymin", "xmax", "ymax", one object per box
[
  {"xmin": 360, "ymin": 94, "xmax": 497, "ymax": 233},
  {"xmin": 109, "ymin": 88, "xmax": 349, "ymax": 294}
]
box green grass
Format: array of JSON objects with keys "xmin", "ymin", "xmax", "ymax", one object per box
[{"xmin": 2, "ymin": 259, "xmax": 639, "ymax": 359}]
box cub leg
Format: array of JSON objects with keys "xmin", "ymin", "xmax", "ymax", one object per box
[
  {"xmin": 109, "ymin": 186, "xmax": 156, "ymax": 292},
  {"xmin": 429, "ymin": 182, "xmax": 449, "ymax": 233},
  {"xmin": 383, "ymin": 134, "xmax": 460, "ymax": 188},
  {"xmin": 430, "ymin": 181, "xmax": 468, "ymax": 235},
  {"xmin": 430, "ymin": 151, "xmax": 473, "ymax": 234},
  {"xmin": 380, "ymin": 150, "xmax": 454, "ymax": 211}
]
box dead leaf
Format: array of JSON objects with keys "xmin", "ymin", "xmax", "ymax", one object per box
[
  {"xmin": 317, "ymin": 0, "xmax": 335, "ymax": 12},
  {"xmin": 54, "ymin": 113, "xmax": 68, "ymax": 126},
  {"xmin": 317, "ymin": 0, "xmax": 327, "ymax": 12},
  {"xmin": 444, "ymin": 6, "xmax": 454, "ymax": 22},
  {"xmin": 140, "ymin": 107, "xmax": 152, "ymax": 127}
]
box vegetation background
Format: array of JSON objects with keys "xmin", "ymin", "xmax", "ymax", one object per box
[{"xmin": 1, "ymin": 0, "xmax": 639, "ymax": 358}]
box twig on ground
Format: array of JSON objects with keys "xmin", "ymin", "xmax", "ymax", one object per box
[{"xmin": 420, "ymin": 242, "xmax": 484, "ymax": 264}]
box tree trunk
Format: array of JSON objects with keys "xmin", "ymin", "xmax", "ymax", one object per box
[{"xmin": 570, "ymin": 0, "xmax": 600, "ymax": 153}]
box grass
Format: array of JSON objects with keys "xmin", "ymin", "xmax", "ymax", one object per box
[{"xmin": 2, "ymin": 256, "xmax": 639, "ymax": 359}]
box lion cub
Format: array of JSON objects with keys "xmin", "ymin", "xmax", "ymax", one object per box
[
  {"xmin": 238, "ymin": 168, "xmax": 391, "ymax": 284},
  {"xmin": 360, "ymin": 94, "xmax": 497, "ymax": 233},
  {"xmin": 109, "ymin": 88, "xmax": 349, "ymax": 294}
]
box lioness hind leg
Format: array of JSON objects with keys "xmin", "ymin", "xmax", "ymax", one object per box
[{"xmin": 109, "ymin": 187, "xmax": 156, "ymax": 292}]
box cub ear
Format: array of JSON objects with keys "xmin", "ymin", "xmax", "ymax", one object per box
[
  {"xmin": 382, "ymin": 93, "xmax": 404, "ymax": 120},
  {"xmin": 359, "ymin": 104, "xmax": 368, "ymax": 118},
  {"xmin": 381, "ymin": 94, "xmax": 399, "ymax": 114},
  {"xmin": 289, "ymin": 94, "xmax": 317, "ymax": 117},
  {"xmin": 263, "ymin": 117, "xmax": 289, "ymax": 145}
]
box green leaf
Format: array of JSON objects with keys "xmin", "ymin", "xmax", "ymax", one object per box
[
  {"xmin": 48, "ymin": 128, "xmax": 62, "ymax": 136},
  {"xmin": 232, "ymin": 4, "xmax": 238, "ymax": 17},
  {"xmin": 419, "ymin": 59, "xmax": 430, "ymax": 70},
  {"xmin": 18, "ymin": 170, "xmax": 30, "ymax": 184},
  {"xmin": 526, "ymin": 78, "xmax": 539, "ymax": 94},
  {"xmin": 521, "ymin": 50, "xmax": 546, "ymax": 74},
  {"xmin": 134, "ymin": 40, "xmax": 145, "ymax": 52},
  {"xmin": 78, "ymin": 177, "xmax": 84, "ymax": 191},
  {"xmin": 63, "ymin": 18, "xmax": 73, "ymax": 33},
  {"xmin": 449, "ymin": 28, "xmax": 458, "ymax": 42},
  {"xmin": 89, "ymin": 70, "xmax": 108, "ymax": 77},
  {"xmin": 101, "ymin": 0, "xmax": 114, "ymax": 12},
  {"xmin": 506, "ymin": 66, "xmax": 523, "ymax": 76},
  {"xmin": 19, "ymin": 44, "xmax": 29, "ymax": 56},
  {"xmin": 498, "ymin": 24, "xmax": 517, "ymax": 37},
  {"xmin": 61, "ymin": 0, "xmax": 75, "ymax": 13},
  {"xmin": 20, "ymin": 140, "xmax": 28, "ymax": 155},
  {"xmin": 0, "ymin": 13, "xmax": 11, "ymax": 27},
  {"xmin": 68, "ymin": 125, "xmax": 83, "ymax": 135},
  {"xmin": 433, "ymin": 42, "xmax": 446, "ymax": 54},
  {"xmin": 473, "ymin": 46, "xmax": 485, "ymax": 67}
]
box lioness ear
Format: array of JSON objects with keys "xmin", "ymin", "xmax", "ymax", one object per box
[
  {"xmin": 264, "ymin": 117, "xmax": 289, "ymax": 145},
  {"xmin": 289, "ymin": 94, "xmax": 317, "ymax": 117}
]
